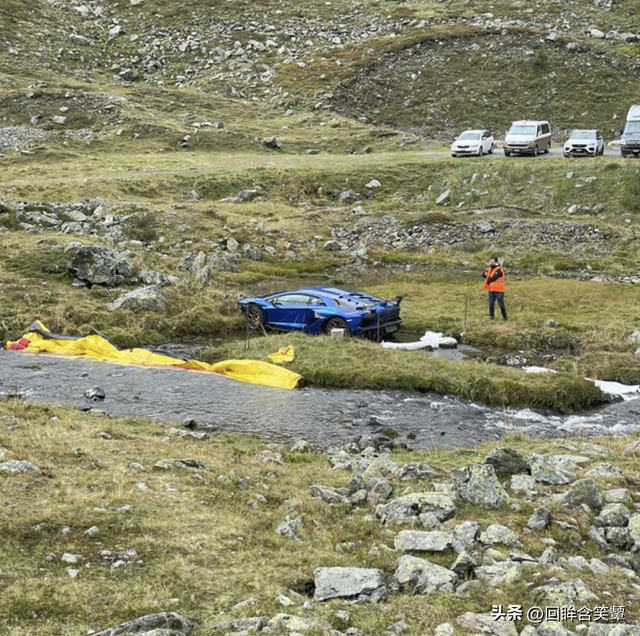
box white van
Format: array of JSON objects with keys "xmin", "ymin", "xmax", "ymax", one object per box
[
  {"xmin": 621, "ymin": 105, "xmax": 640, "ymax": 158},
  {"xmin": 503, "ymin": 120, "xmax": 552, "ymax": 157}
]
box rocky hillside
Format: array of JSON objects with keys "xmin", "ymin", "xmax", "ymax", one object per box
[
  {"xmin": 3, "ymin": 399, "xmax": 640, "ymax": 635},
  {"xmin": 0, "ymin": 0, "xmax": 639, "ymax": 142}
]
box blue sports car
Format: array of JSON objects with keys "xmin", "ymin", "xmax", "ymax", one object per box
[{"xmin": 238, "ymin": 287, "xmax": 403, "ymax": 337}]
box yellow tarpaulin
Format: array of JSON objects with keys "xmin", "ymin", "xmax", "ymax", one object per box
[
  {"xmin": 264, "ymin": 346, "xmax": 295, "ymax": 364},
  {"xmin": 6, "ymin": 322, "xmax": 302, "ymax": 390}
]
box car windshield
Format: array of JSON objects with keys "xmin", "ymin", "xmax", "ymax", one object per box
[
  {"xmin": 624, "ymin": 121, "xmax": 640, "ymax": 134},
  {"xmin": 458, "ymin": 132, "xmax": 481, "ymax": 140},
  {"xmin": 570, "ymin": 131, "xmax": 596, "ymax": 140},
  {"xmin": 508, "ymin": 125, "xmax": 536, "ymax": 135}
]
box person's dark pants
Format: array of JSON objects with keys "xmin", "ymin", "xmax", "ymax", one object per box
[{"xmin": 488, "ymin": 291, "xmax": 507, "ymax": 320}]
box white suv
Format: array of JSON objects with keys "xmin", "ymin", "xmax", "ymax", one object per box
[
  {"xmin": 563, "ymin": 130, "xmax": 604, "ymax": 157},
  {"xmin": 451, "ymin": 130, "xmax": 494, "ymax": 157}
]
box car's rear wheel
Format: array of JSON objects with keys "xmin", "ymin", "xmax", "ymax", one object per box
[
  {"xmin": 504, "ymin": 150, "xmax": 511, "ymax": 157},
  {"xmin": 545, "ymin": 141, "xmax": 550, "ymax": 154},
  {"xmin": 323, "ymin": 317, "xmax": 351, "ymax": 336},
  {"xmin": 246, "ymin": 303, "xmax": 265, "ymax": 331},
  {"xmin": 488, "ymin": 143, "xmax": 494, "ymax": 154}
]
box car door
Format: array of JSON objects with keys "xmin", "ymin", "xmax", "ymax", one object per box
[
  {"xmin": 482, "ymin": 130, "xmax": 492, "ymax": 153},
  {"xmin": 264, "ymin": 294, "xmax": 316, "ymax": 331}
]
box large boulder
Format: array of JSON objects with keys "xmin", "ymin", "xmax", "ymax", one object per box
[
  {"xmin": 479, "ymin": 524, "xmax": 521, "ymax": 548},
  {"xmin": 394, "ymin": 530, "xmax": 454, "ymax": 552},
  {"xmin": 93, "ymin": 612, "xmax": 192, "ymax": 636},
  {"xmin": 68, "ymin": 246, "xmax": 134, "ymax": 287},
  {"xmin": 394, "ymin": 555, "xmax": 458, "ymax": 594},
  {"xmin": 593, "ymin": 503, "xmax": 630, "ymax": 528},
  {"xmin": 452, "ymin": 521, "xmax": 481, "ymax": 553},
  {"xmin": 629, "ymin": 513, "xmax": 640, "ymax": 548},
  {"xmin": 529, "ymin": 453, "xmax": 576, "ymax": 484},
  {"xmin": 536, "ymin": 579, "xmax": 598, "ymax": 605},
  {"xmin": 376, "ymin": 492, "xmax": 456, "ymax": 525},
  {"xmin": 484, "ymin": 448, "xmax": 530, "ymax": 477},
  {"xmin": 313, "ymin": 567, "xmax": 396, "ymax": 602},
  {"xmin": 451, "ymin": 464, "xmax": 509, "ymax": 508},
  {"xmin": 107, "ymin": 285, "xmax": 167, "ymax": 312},
  {"xmin": 562, "ymin": 478, "xmax": 604, "ymax": 512},
  {"xmin": 475, "ymin": 561, "xmax": 523, "ymax": 586}
]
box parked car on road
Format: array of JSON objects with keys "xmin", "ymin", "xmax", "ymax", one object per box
[
  {"xmin": 503, "ymin": 120, "xmax": 551, "ymax": 156},
  {"xmin": 238, "ymin": 287, "xmax": 403, "ymax": 338},
  {"xmin": 563, "ymin": 130, "xmax": 604, "ymax": 157},
  {"xmin": 450, "ymin": 130, "xmax": 494, "ymax": 157},
  {"xmin": 621, "ymin": 105, "xmax": 640, "ymax": 158}
]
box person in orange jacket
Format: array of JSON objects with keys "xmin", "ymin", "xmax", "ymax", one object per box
[{"xmin": 483, "ymin": 257, "xmax": 507, "ymax": 321}]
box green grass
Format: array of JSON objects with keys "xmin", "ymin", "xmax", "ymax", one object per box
[
  {"xmin": 202, "ymin": 333, "xmax": 604, "ymax": 412},
  {"xmin": 1, "ymin": 399, "xmax": 640, "ymax": 635}
]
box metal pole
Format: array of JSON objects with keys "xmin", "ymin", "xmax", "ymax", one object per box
[{"xmin": 463, "ymin": 295, "xmax": 469, "ymax": 331}]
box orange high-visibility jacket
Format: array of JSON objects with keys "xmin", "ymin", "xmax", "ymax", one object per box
[{"xmin": 483, "ymin": 265, "xmax": 505, "ymax": 292}]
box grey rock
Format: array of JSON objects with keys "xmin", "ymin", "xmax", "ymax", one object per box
[
  {"xmin": 510, "ymin": 474, "xmax": 536, "ymax": 492},
  {"xmin": 337, "ymin": 189, "xmax": 360, "ymax": 203},
  {"xmin": 539, "ymin": 547, "xmax": 559, "ymax": 565},
  {"xmin": 398, "ymin": 462, "xmax": 440, "ymax": 481},
  {"xmin": 394, "ymin": 530, "xmax": 453, "ymax": 552},
  {"xmin": 475, "ymin": 561, "xmax": 523, "ymax": 586},
  {"xmin": 275, "ymin": 516, "xmax": 302, "ymax": 542},
  {"xmin": 479, "ymin": 524, "xmax": 521, "ymax": 548},
  {"xmin": 456, "ymin": 612, "xmax": 518, "ymax": 636},
  {"xmin": 452, "ymin": 521, "xmax": 480, "ymax": 553},
  {"xmin": 536, "ymin": 579, "xmax": 598, "ymax": 605},
  {"xmin": 263, "ymin": 136, "xmax": 282, "ymax": 149},
  {"xmin": 309, "ymin": 484, "xmax": 351, "ymax": 506},
  {"xmin": 450, "ymin": 551, "xmax": 476, "ymax": 577},
  {"xmin": 629, "ymin": 513, "xmax": 640, "ymax": 547},
  {"xmin": 537, "ymin": 622, "xmax": 571, "ymax": 636},
  {"xmin": 394, "ymin": 555, "xmax": 457, "ymax": 594},
  {"xmin": 603, "ymin": 488, "xmax": 634, "ymax": 506},
  {"xmin": 366, "ymin": 477, "xmax": 393, "ymax": 507},
  {"xmin": 605, "ymin": 527, "xmax": 632, "ymax": 550},
  {"xmin": 593, "ymin": 503, "xmax": 630, "ymax": 528},
  {"xmin": 562, "ymin": 478, "xmax": 604, "ymax": 512},
  {"xmin": 485, "ymin": 448, "xmax": 530, "ymax": 477},
  {"xmin": 0, "ymin": 460, "xmax": 40, "ymax": 474},
  {"xmin": 68, "ymin": 246, "xmax": 134, "ymax": 287},
  {"xmin": 313, "ymin": 567, "xmax": 394, "ymax": 601},
  {"xmin": 376, "ymin": 492, "xmax": 456, "ymax": 525},
  {"xmin": 266, "ymin": 614, "xmax": 332, "ymax": 632},
  {"xmin": 529, "ymin": 453, "xmax": 576, "ymax": 484},
  {"xmin": 107, "ymin": 285, "xmax": 167, "ymax": 312},
  {"xmin": 211, "ymin": 616, "xmax": 264, "ymax": 633},
  {"xmin": 92, "ymin": 612, "xmax": 192, "ymax": 636},
  {"xmin": 451, "ymin": 464, "xmax": 508, "ymax": 508},
  {"xmin": 585, "ymin": 463, "xmax": 622, "ymax": 479},
  {"xmin": 588, "ymin": 525, "xmax": 609, "ymax": 551},
  {"xmin": 387, "ymin": 619, "xmax": 410, "ymax": 634},
  {"xmin": 436, "ymin": 190, "xmax": 451, "ymax": 205},
  {"xmin": 528, "ymin": 507, "xmax": 552, "ymax": 530}
]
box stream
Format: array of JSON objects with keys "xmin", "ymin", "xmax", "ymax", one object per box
[{"xmin": 1, "ymin": 350, "xmax": 640, "ymax": 451}]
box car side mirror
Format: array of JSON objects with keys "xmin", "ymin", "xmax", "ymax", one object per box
[
  {"xmin": 620, "ymin": 129, "xmax": 624, "ymax": 136},
  {"xmin": 454, "ymin": 137, "xmax": 458, "ymax": 141}
]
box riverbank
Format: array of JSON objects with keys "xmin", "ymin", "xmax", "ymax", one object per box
[
  {"xmin": 2, "ymin": 398, "xmax": 640, "ymax": 636},
  {"xmin": 203, "ymin": 334, "xmax": 605, "ymax": 413}
]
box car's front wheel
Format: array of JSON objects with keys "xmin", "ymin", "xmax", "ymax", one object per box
[
  {"xmin": 246, "ymin": 303, "xmax": 265, "ymax": 331},
  {"xmin": 323, "ymin": 316, "xmax": 351, "ymax": 336}
]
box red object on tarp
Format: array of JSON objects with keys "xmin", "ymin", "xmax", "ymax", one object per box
[{"xmin": 8, "ymin": 338, "xmax": 30, "ymax": 351}]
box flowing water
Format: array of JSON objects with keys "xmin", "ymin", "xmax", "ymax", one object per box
[{"xmin": 1, "ymin": 350, "xmax": 640, "ymax": 451}]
